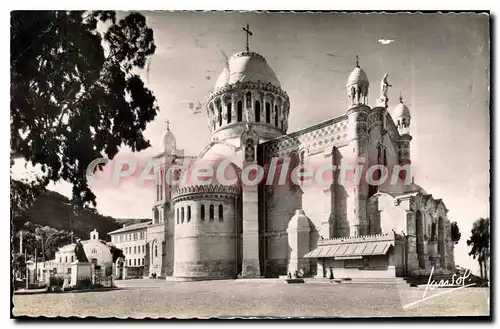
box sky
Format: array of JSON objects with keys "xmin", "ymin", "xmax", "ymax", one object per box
[{"xmin": 19, "ymin": 12, "xmax": 490, "ymax": 273}]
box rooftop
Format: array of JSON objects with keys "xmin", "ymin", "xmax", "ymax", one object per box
[{"xmin": 108, "ymin": 221, "xmax": 152, "ymax": 235}]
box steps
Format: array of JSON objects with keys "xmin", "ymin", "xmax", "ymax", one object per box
[
  {"xmin": 305, "ymin": 277, "xmax": 411, "ymax": 286},
  {"xmin": 332, "ymin": 277, "xmax": 410, "ymax": 286}
]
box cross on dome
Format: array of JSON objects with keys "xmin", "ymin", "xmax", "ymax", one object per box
[
  {"xmin": 165, "ymin": 119, "xmax": 171, "ymax": 130},
  {"xmin": 356, "ymin": 54, "xmax": 360, "ymax": 67},
  {"xmin": 242, "ymin": 24, "xmax": 253, "ymax": 52}
]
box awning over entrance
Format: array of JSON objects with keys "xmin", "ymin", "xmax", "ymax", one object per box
[{"xmin": 304, "ymin": 236, "xmax": 394, "ymax": 259}]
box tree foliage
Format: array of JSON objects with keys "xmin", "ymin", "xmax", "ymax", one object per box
[
  {"xmin": 10, "ymin": 176, "xmax": 49, "ymax": 225},
  {"xmin": 450, "ymin": 221, "xmax": 461, "ymax": 244},
  {"xmin": 466, "ymin": 217, "xmax": 490, "ymax": 279},
  {"xmin": 13, "ymin": 221, "xmax": 73, "ymax": 260},
  {"xmin": 109, "ymin": 245, "xmax": 125, "ymax": 263},
  {"xmin": 11, "ymin": 11, "xmax": 158, "ymax": 207}
]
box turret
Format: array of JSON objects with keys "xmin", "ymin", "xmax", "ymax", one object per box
[
  {"xmin": 346, "ymin": 55, "xmax": 369, "ymax": 108},
  {"xmin": 393, "ymin": 92, "xmax": 411, "ymax": 136},
  {"xmin": 345, "ymin": 57, "xmax": 370, "ymax": 237},
  {"xmin": 161, "ymin": 120, "xmax": 176, "ymax": 156},
  {"xmin": 393, "ymin": 93, "xmax": 412, "ymax": 167}
]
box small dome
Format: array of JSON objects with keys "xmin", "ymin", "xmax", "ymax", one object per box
[
  {"xmin": 161, "ymin": 121, "xmax": 176, "ymax": 155},
  {"xmin": 346, "ymin": 66, "xmax": 369, "ymax": 88},
  {"xmin": 214, "ymin": 51, "xmax": 281, "ymax": 92},
  {"xmin": 393, "ymin": 96, "xmax": 411, "ymax": 119}
]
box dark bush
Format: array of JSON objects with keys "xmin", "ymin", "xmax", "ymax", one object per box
[
  {"xmin": 50, "ymin": 276, "xmax": 64, "ymax": 287},
  {"xmin": 14, "ymin": 278, "xmax": 25, "ymax": 290}
]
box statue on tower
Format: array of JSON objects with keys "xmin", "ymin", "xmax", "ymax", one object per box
[{"xmin": 378, "ymin": 73, "xmax": 392, "ymax": 108}]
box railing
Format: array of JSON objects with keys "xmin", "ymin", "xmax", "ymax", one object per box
[{"xmin": 319, "ymin": 233, "xmax": 394, "ymax": 245}]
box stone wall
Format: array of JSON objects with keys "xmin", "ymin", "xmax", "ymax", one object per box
[
  {"xmin": 264, "ymin": 183, "xmax": 300, "ymax": 277},
  {"xmin": 173, "ymin": 193, "xmax": 239, "ymax": 280},
  {"xmin": 322, "ymin": 256, "xmax": 396, "ymax": 279}
]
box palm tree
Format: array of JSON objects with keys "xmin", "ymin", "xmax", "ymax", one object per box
[{"xmin": 466, "ymin": 217, "xmax": 490, "ymax": 280}]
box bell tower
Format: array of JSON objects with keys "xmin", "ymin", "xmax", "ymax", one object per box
[
  {"xmin": 345, "ymin": 57, "xmax": 370, "ymax": 237},
  {"xmin": 393, "ymin": 92, "xmax": 413, "ymax": 181}
]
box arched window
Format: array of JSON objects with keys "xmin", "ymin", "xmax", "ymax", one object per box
[
  {"xmin": 383, "ymin": 148, "xmax": 388, "ymax": 166},
  {"xmin": 158, "ymin": 169, "xmax": 163, "ymax": 201},
  {"xmin": 210, "ymin": 107, "xmax": 215, "ymax": 130},
  {"xmin": 274, "ymin": 105, "xmax": 278, "ymax": 126},
  {"xmin": 154, "ymin": 245, "xmax": 158, "ymax": 258},
  {"xmin": 181, "ymin": 207, "xmax": 185, "ymax": 223},
  {"xmin": 154, "ymin": 208, "xmax": 159, "ymax": 224},
  {"xmin": 431, "ymin": 222, "xmax": 437, "ymax": 240},
  {"xmin": 237, "ymin": 101, "xmax": 243, "ymax": 121},
  {"xmin": 218, "ymin": 107, "xmax": 222, "ymax": 126},
  {"xmin": 246, "ymin": 92, "xmax": 252, "ymax": 109},
  {"xmin": 209, "ymin": 204, "xmax": 214, "ymax": 221},
  {"xmin": 255, "ymin": 101, "xmax": 261, "ymax": 122},
  {"xmin": 200, "ymin": 204, "xmax": 205, "ymax": 221},
  {"xmin": 227, "ymin": 103, "xmax": 232, "ymax": 124},
  {"xmin": 176, "ymin": 208, "xmax": 179, "ymax": 224},
  {"xmin": 265, "ymin": 102, "xmax": 271, "ymax": 123},
  {"xmin": 415, "ymin": 211, "xmax": 425, "ymax": 269},
  {"xmin": 187, "ymin": 206, "xmax": 191, "ymax": 222},
  {"xmin": 219, "ymin": 205, "xmax": 223, "ymax": 222}
]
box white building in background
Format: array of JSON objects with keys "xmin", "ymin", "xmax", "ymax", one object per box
[
  {"xmin": 109, "ymin": 222, "xmax": 148, "ymax": 268},
  {"xmin": 28, "ymin": 229, "xmax": 113, "ymax": 282},
  {"xmin": 108, "ymin": 221, "xmax": 169, "ymax": 278},
  {"xmin": 53, "ymin": 229, "xmax": 113, "ymax": 272}
]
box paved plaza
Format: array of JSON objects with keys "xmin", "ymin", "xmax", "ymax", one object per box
[{"xmin": 13, "ymin": 279, "xmax": 490, "ymax": 318}]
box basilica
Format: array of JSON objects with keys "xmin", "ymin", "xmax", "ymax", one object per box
[{"xmin": 149, "ymin": 32, "xmax": 455, "ymax": 281}]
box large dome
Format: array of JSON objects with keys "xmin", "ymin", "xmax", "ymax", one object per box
[{"xmin": 214, "ymin": 51, "xmax": 281, "ymax": 92}]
